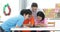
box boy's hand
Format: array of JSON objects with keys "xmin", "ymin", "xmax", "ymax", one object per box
[{"xmin": 23, "ymin": 24, "xmax": 33, "ymax": 27}]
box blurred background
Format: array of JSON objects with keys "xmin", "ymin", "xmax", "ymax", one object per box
[{"xmin": 0, "ymin": 0, "xmax": 60, "ymax": 32}]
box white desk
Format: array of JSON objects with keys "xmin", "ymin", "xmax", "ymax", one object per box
[
  {"xmin": 11, "ymin": 20, "xmax": 60, "ymax": 32},
  {"xmin": 11, "ymin": 27, "xmax": 60, "ymax": 32}
]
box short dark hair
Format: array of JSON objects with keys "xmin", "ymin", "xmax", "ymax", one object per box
[
  {"xmin": 20, "ymin": 9, "xmax": 32, "ymax": 16},
  {"xmin": 31, "ymin": 3, "xmax": 38, "ymax": 7},
  {"xmin": 37, "ymin": 11, "xmax": 45, "ymax": 21}
]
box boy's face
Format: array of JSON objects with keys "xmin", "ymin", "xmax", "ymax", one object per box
[
  {"xmin": 31, "ymin": 7, "xmax": 38, "ymax": 12},
  {"xmin": 37, "ymin": 16, "xmax": 42, "ymax": 21},
  {"xmin": 24, "ymin": 14, "xmax": 32, "ymax": 20}
]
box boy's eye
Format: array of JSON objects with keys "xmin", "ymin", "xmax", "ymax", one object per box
[
  {"xmin": 28, "ymin": 16, "xmax": 31, "ymax": 17},
  {"xmin": 29, "ymin": 15, "xmax": 32, "ymax": 17}
]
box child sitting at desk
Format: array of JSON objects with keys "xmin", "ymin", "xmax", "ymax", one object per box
[
  {"xmin": 35, "ymin": 11, "xmax": 50, "ymax": 32},
  {"xmin": 0, "ymin": 9, "xmax": 32, "ymax": 32},
  {"xmin": 22, "ymin": 14, "xmax": 35, "ymax": 32},
  {"xmin": 35, "ymin": 11, "xmax": 46, "ymax": 27},
  {"xmin": 23, "ymin": 16, "xmax": 35, "ymax": 27}
]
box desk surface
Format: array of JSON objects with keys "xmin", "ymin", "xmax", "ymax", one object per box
[
  {"xmin": 0, "ymin": 20, "xmax": 60, "ymax": 31},
  {"xmin": 11, "ymin": 27, "xmax": 60, "ymax": 31},
  {"xmin": 11, "ymin": 20, "xmax": 60, "ymax": 31}
]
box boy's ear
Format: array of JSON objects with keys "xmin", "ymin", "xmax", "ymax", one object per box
[
  {"xmin": 24, "ymin": 14, "xmax": 25, "ymax": 16},
  {"xmin": 24, "ymin": 14, "xmax": 27, "ymax": 16}
]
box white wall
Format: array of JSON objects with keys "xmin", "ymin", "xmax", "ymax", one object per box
[
  {"xmin": 0, "ymin": 0, "xmax": 20, "ymax": 21},
  {"xmin": 27, "ymin": 0, "xmax": 60, "ymax": 9}
]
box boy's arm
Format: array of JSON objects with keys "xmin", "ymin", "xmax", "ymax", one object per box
[
  {"xmin": 23, "ymin": 23, "xmax": 33, "ymax": 27},
  {"xmin": 29, "ymin": 16, "xmax": 35, "ymax": 27},
  {"xmin": 15, "ymin": 17, "xmax": 24, "ymax": 32}
]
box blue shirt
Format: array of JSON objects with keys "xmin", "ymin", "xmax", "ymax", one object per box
[{"xmin": 1, "ymin": 15, "xmax": 24, "ymax": 32}]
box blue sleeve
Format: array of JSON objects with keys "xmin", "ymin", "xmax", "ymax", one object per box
[
  {"xmin": 16, "ymin": 17, "xmax": 24, "ymax": 27},
  {"xmin": 3, "ymin": 17, "xmax": 16, "ymax": 24}
]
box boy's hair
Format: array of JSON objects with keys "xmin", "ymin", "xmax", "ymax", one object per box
[
  {"xmin": 20, "ymin": 9, "xmax": 32, "ymax": 16},
  {"xmin": 37, "ymin": 11, "xmax": 45, "ymax": 21},
  {"xmin": 31, "ymin": 3, "xmax": 38, "ymax": 7}
]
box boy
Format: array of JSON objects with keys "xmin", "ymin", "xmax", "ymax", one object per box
[
  {"xmin": 27, "ymin": 2, "xmax": 43, "ymax": 19},
  {"xmin": 0, "ymin": 9, "xmax": 32, "ymax": 32},
  {"xmin": 23, "ymin": 15, "xmax": 35, "ymax": 27},
  {"xmin": 22, "ymin": 11, "xmax": 35, "ymax": 32}
]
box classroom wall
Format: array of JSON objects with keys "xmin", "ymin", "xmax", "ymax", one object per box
[
  {"xmin": 1, "ymin": 0, "xmax": 60, "ymax": 22},
  {"xmin": 0, "ymin": 0, "xmax": 20, "ymax": 21},
  {"xmin": 26, "ymin": 0, "xmax": 60, "ymax": 9}
]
